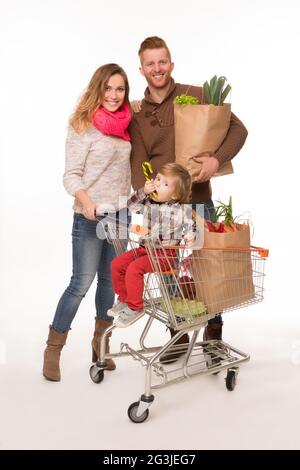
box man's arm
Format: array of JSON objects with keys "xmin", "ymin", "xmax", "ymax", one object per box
[
  {"xmin": 129, "ymin": 116, "xmax": 150, "ymax": 191},
  {"xmin": 194, "ymin": 111, "xmax": 248, "ymax": 182},
  {"xmin": 214, "ymin": 111, "xmax": 248, "ymax": 167},
  {"xmin": 187, "ymin": 83, "xmax": 248, "ymax": 167}
]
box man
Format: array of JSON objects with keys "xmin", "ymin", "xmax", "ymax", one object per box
[{"xmin": 129, "ymin": 36, "xmax": 248, "ymax": 348}]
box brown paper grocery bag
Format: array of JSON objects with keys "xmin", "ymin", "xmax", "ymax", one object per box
[
  {"xmin": 191, "ymin": 224, "xmax": 255, "ymax": 315},
  {"xmin": 174, "ymin": 103, "xmax": 233, "ymax": 180}
]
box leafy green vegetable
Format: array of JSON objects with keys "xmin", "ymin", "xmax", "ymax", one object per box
[
  {"xmin": 213, "ymin": 196, "xmax": 235, "ymax": 225},
  {"xmin": 203, "ymin": 75, "xmax": 232, "ymax": 105},
  {"xmin": 160, "ymin": 298, "xmax": 207, "ymax": 317},
  {"xmin": 174, "ymin": 94, "xmax": 199, "ymax": 105},
  {"xmin": 174, "ymin": 76, "xmax": 231, "ymax": 107}
]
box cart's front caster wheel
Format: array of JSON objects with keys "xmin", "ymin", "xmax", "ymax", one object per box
[
  {"xmin": 89, "ymin": 365, "xmax": 104, "ymax": 384},
  {"xmin": 128, "ymin": 402, "xmax": 149, "ymax": 423},
  {"xmin": 225, "ymin": 369, "xmax": 237, "ymax": 391}
]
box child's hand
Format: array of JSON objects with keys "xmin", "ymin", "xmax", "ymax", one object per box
[{"xmin": 144, "ymin": 179, "xmax": 156, "ymax": 195}]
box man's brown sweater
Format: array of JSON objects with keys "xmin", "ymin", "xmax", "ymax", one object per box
[{"xmin": 129, "ymin": 78, "xmax": 248, "ymax": 203}]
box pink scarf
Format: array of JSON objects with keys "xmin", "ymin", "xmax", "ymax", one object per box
[{"xmin": 92, "ymin": 104, "xmax": 131, "ymax": 141}]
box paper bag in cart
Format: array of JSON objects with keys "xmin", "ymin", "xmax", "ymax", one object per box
[
  {"xmin": 191, "ymin": 224, "xmax": 255, "ymax": 315},
  {"xmin": 174, "ymin": 102, "xmax": 233, "ymax": 179}
]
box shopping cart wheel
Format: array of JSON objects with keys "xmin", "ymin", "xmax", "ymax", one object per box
[
  {"xmin": 128, "ymin": 402, "xmax": 149, "ymax": 424},
  {"xmin": 225, "ymin": 369, "xmax": 237, "ymax": 391},
  {"xmin": 89, "ymin": 365, "xmax": 104, "ymax": 384}
]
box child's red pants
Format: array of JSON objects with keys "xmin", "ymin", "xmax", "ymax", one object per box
[{"xmin": 111, "ymin": 246, "xmax": 175, "ymax": 311}]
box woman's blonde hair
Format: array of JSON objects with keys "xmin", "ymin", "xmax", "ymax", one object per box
[
  {"xmin": 69, "ymin": 63, "xmax": 130, "ymax": 133},
  {"xmin": 159, "ymin": 163, "xmax": 192, "ymax": 203}
]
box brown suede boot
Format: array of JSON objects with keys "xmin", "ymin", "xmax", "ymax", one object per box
[
  {"xmin": 43, "ymin": 326, "xmax": 68, "ymax": 382},
  {"xmin": 203, "ymin": 322, "xmax": 223, "ymax": 341},
  {"xmin": 159, "ymin": 328, "xmax": 190, "ymax": 364},
  {"xmin": 91, "ymin": 318, "xmax": 116, "ymax": 370}
]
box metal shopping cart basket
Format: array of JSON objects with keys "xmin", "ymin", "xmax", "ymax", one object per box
[{"xmin": 89, "ymin": 222, "xmax": 268, "ymax": 423}]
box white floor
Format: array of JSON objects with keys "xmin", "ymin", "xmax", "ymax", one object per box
[{"xmin": 1, "ymin": 268, "xmax": 300, "ymax": 451}]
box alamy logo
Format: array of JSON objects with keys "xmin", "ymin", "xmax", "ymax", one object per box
[{"xmin": 95, "ymin": 201, "xmax": 205, "ymax": 247}]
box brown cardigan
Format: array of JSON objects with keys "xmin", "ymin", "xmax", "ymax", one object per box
[{"xmin": 129, "ymin": 78, "xmax": 248, "ymax": 203}]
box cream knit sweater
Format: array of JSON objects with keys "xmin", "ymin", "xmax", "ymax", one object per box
[{"xmin": 63, "ymin": 126, "xmax": 131, "ymax": 214}]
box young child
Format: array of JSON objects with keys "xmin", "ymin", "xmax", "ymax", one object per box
[{"xmin": 108, "ymin": 162, "xmax": 195, "ymax": 327}]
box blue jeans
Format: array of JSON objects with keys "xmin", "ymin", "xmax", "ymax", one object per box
[
  {"xmin": 201, "ymin": 199, "xmax": 222, "ymax": 325},
  {"xmin": 52, "ymin": 213, "xmax": 117, "ymax": 333}
]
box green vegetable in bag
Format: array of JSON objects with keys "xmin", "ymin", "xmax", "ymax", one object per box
[
  {"xmin": 174, "ymin": 94, "xmax": 199, "ymax": 105},
  {"xmin": 203, "ymin": 75, "xmax": 231, "ymax": 105},
  {"xmin": 213, "ymin": 196, "xmax": 235, "ymax": 225},
  {"xmin": 174, "ymin": 75, "xmax": 231, "ymax": 107},
  {"xmin": 160, "ymin": 298, "xmax": 207, "ymax": 317}
]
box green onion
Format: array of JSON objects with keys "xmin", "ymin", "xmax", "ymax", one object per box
[
  {"xmin": 203, "ymin": 75, "xmax": 231, "ymax": 105},
  {"xmin": 213, "ymin": 196, "xmax": 235, "ymax": 225}
]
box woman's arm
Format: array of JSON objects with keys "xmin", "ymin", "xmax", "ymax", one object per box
[
  {"xmin": 63, "ymin": 126, "xmax": 96, "ymax": 220},
  {"xmin": 75, "ymin": 189, "xmax": 96, "ymax": 221},
  {"xmin": 63, "ymin": 126, "xmax": 91, "ymax": 196}
]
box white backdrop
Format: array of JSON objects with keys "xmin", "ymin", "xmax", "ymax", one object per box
[{"xmin": 1, "ymin": 0, "xmax": 300, "ymax": 450}]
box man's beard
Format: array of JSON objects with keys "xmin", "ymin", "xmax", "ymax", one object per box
[{"xmin": 147, "ymin": 72, "xmax": 172, "ymax": 89}]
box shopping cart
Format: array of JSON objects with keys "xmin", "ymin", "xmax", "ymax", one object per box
[{"xmin": 89, "ymin": 222, "xmax": 268, "ymax": 423}]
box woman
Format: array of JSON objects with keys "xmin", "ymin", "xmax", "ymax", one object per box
[{"xmin": 43, "ymin": 64, "xmax": 132, "ymax": 381}]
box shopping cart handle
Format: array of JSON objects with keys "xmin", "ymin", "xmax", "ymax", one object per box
[
  {"xmin": 130, "ymin": 224, "xmax": 149, "ymax": 235},
  {"xmin": 94, "ymin": 210, "xmax": 131, "ymax": 227},
  {"xmin": 250, "ymin": 246, "xmax": 269, "ymax": 258},
  {"xmin": 159, "ymin": 244, "xmax": 269, "ymax": 257}
]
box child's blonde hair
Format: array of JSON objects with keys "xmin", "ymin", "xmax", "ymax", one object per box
[{"xmin": 159, "ymin": 163, "xmax": 192, "ymax": 203}]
